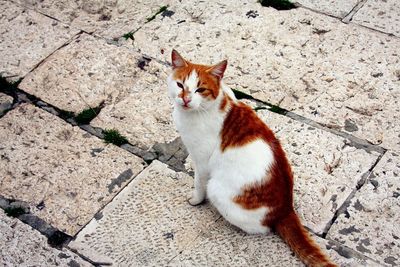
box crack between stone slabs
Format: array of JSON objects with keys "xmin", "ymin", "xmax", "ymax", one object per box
[
  {"xmin": 296, "ymin": 5, "xmax": 347, "ymax": 22},
  {"xmin": 98, "ymin": 5, "xmax": 171, "ymax": 47},
  {"xmin": 0, "ymin": 195, "xmax": 74, "ymax": 248},
  {"xmin": 351, "ymin": 22, "xmax": 400, "ymax": 39},
  {"xmin": 22, "ymin": 31, "xmax": 84, "ymax": 80},
  {"xmin": 0, "ymin": 78, "xmax": 21, "ymax": 119},
  {"xmin": 238, "ymin": 90, "xmax": 386, "ymax": 154},
  {"xmin": 342, "ymin": 0, "xmax": 368, "ymax": 24},
  {"xmin": 6, "ymin": 84, "xmax": 186, "ymax": 178},
  {"xmin": 319, "ymin": 150, "xmax": 387, "ymax": 238},
  {"xmin": 0, "ymin": 197, "xmax": 98, "ymax": 267},
  {"xmin": 66, "ymin": 247, "xmax": 111, "ymax": 267}
]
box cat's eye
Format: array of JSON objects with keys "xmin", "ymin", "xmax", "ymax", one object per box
[
  {"xmin": 195, "ymin": 88, "xmax": 206, "ymax": 93},
  {"xmin": 177, "ymin": 82, "xmax": 184, "ymax": 89}
]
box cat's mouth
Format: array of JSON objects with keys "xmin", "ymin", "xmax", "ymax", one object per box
[{"xmin": 182, "ymin": 104, "xmax": 191, "ymax": 110}]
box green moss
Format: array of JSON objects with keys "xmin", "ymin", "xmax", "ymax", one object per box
[
  {"xmin": 146, "ymin": 5, "xmax": 169, "ymax": 22},
  {"xmin": 103, "ymin": 129, "xmax": 128, "ymax": 146},
  {"xmin": 75, "ymin": 107, "xmax": 100, "ymax": 124},
  {"xmin": 4, "ymin": 207, "xmax": 26, "ymax": 217},
  {"xmin": 259, "ymin": 0, "xmax": 297, "ymax": 10},
  {"xmin": 122, "ymin": 31, "xmax": 135, "ymax": 40}
]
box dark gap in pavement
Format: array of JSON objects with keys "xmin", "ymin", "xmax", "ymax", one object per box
[
  {"xmin": 319, "ymin": 151, "xmax": 386, "ymax": 238},
  {"xmin": 0, "ymin": 76, "xmax": 20, "ymax": 117},
  {"xmin": 0, "ymin": 195, "xmax": 72, "ymax": 248},
  {"xmin": 259, "ymin": 0, "xmax": 298, "ymax": 10},
  {"xmin": 232, "ymin": 88, "xmax": 386, "ymax": 154},
  {"xmin": 342, "ymin": 0, "xmax": 368, "ymax": 24}
]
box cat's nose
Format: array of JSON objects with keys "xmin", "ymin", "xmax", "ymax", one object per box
[{"xmin": 182, "ymin": 96, "xmax": 191, "ymax": 105}]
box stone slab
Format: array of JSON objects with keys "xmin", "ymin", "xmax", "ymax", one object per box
[
  {"xmin": 133, "ymin": 1, "xmax": 400, "ymax": 151},
  {"xmin": 69, "ymin": 160, "xmax": 220, "ymax": 266},
  {"xmin": 0, "ymin": 104, "xmax": 145, "ymax": 235},
  {"xmin": 91, "ymin": 59, "xmax": 178, "ymax": 150},
  {"xmin": 0, "ymin": 93, "xmax": 13, "ymax": 116},
  {"xmin": 327, "ymin": 151, "xmax": 400, "ymax": 266},
  {"xmin": 0, "ymin": 0, "xmax": 79, "ymax": 81},
  {"xmin": 353, "ymin": 0, "xmax": 400, "ymax": 37},
  {"xmin": 296, "ymin": 0, "xmax": 359, "ymax": 18},
  {"xmin": 169, "ymin": 218, "xmax": 377, "ymax": 267},
  {"xmin": 19, "ymin": 34, "xmax": 142, "ymax": 113},
  {"xmin": 14, "ymin": 0, "xmax": 176, "ymax": 39},
  {"xmin": 0, "ymin": 209, "xmax": 91, "ymax": 267},
  {"xmin": 257, "ymin": 109, "xmax": 379, "ymax": 234}
]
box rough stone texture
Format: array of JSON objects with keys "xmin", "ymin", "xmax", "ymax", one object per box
[
  {"xmin": 19, "ymin": 34, "xmax": 143, "ymax": 113},
  {"xmin": 0, "ymin": 104, "xmax": 145, "ymax": 235},
  {"xmin": 91, "ymin": 59, "xmax": 178, "ymax": 150},
  {"xmin": 133, "ymin": 1, "xmax": 400, "ymax": 151},
  {"xmin": 69, "ymin": 161, "xmax": 220, "ymax": 266},
  {"xmin": 327, "ymin": 151, "xmax": 400, "ymax": 266},
  {"xmin": 296, "ymin": 0, "xmax": 359, "ymax": 18},
  {"xmin": 0, "ymin": 0, "xmax": 79, "ymax": 81},
  {"xmin": 14, "ymin": 0, "xmax": 176, "ymax": 39},
  {"xmin": 69, "ymin": 159, "xmax": 376, "ymax": 266},
  {"xmin": 257, "ymin": 109, "xmax": 379, "ymax": 234},
  {"xmin": 0, "ymin": 209, "xmax": 91, "ymax": 266},
  {"xmin": 353, "ymin": 0, "xmax": 400, "ymax": 37},
  {"xmin": 169, "ymin": 218, "xmax": 377, "ymax": 267},
  {"xmin": 0, "ymin": 93, "xmax": 13, "ymax": 116}
]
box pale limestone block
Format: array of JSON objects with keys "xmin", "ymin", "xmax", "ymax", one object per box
[
  {"xmin": 0, "ymin": 0, "xmax": 79, "ymax": 81},
  {"xmin": 0, "ymin": 104, "xmax": 145, "ymax": 235},
  {"xmin": 353, "ymin": 0, "xmax": 400, "ymax": 37},
  {"xmin": 69, "ymin": 160, "xmax": 220, "ymax": 266},
  {"xmin": 169, "ymin": 218, "xmax": 378, "ymax": 267},
  {"xmin": 258, "ymin": 109, "xmax": 380, "ymax": 234},
  {"xmin": 0, "ymin": 209, "xmax": 91, "ymax": 266},
  {"xmin": 14, "ymin": 0, "xmax": 176, "ymax": 38},
  {"xmin": 133, "ymin": 2, "xmax": 400, "ymax": 151},
  {"xmin": 295, "ymin": 0, "xmax": 359, "ymax": 18},
  {"xmin": 91, "ymin": 60, "xmax": 178, "ymax": 150},
  {"xmin": 327, "ymin": 151, "xmax": 400, "ymax": 266},
  {"xmin": 19, "ymin": 34, "xmax": 142, "ymax": 113}
]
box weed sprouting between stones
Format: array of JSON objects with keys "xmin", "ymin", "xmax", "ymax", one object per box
[
  {"xmin": 259, "ymin": 0, "xmax": 297, "ymax": 10},
  {"xmin": 146, "ymin": 5, "xmax": 169, "ymax": 22},
  {"xmin": 4, "ymin": 206, "xmax": 27, "ymax": 217},
  {"xmin": 123, "ymin": 31, "xmax": 135, "ymax": 41},
  {"xmin": 103, "ymin": 129, "xmax": 129, "ymax": 146},
  {"xmin": 75, "ymin": 106, "xmax": 102, "ymax": 124}
]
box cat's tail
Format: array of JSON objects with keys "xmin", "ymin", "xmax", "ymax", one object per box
[{"xmin": 275, "ymin": 212, "xmax": 338, "ymax": 267}]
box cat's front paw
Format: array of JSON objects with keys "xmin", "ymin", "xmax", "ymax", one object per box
[{"xmin": 187, "ymin": 194, "xmax": 205, "ymax": 206}]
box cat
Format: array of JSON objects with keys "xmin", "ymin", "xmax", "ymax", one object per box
[{"xmin": 167, "ymin": 49, "xmax": 337, "ymax": 267}]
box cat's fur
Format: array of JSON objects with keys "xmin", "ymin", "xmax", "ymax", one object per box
[{"xmin": 168, "ymin": 50, "xmax": 337, "ymax": 267}]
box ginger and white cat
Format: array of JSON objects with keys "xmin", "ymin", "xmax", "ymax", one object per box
[{"xmin": 167, "ymin": 50, "xmax": 337, "ymax": 267}]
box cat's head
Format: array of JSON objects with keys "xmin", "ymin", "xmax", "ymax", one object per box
[{"xmin": 167, "ymin": 49, "xmax": 227, "ymax": 111}]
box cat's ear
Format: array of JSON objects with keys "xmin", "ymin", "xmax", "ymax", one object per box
[
  {"xmin": 207, "ymin": 60, "xmax": 228, "ymax": 80},
  {"xmin": 171, "ymin": 49, "xmax": 187, "ymax": 69}
]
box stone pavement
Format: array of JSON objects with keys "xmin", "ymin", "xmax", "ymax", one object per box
[{"xmin": 0, "ymin": 0, "xmax": 399, "ymax": 266}]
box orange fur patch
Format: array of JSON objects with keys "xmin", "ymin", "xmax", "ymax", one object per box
[
  {"xmin": 222, "ymin": 102, "xmax": 336, "ymax": 266},
  {"xmin": 173, "ymin": 62, "xmax": 221, "ymax": 100},
  {"xmin": 219, "ymin": 93, "xmax": 232, "ymax": 112}
]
